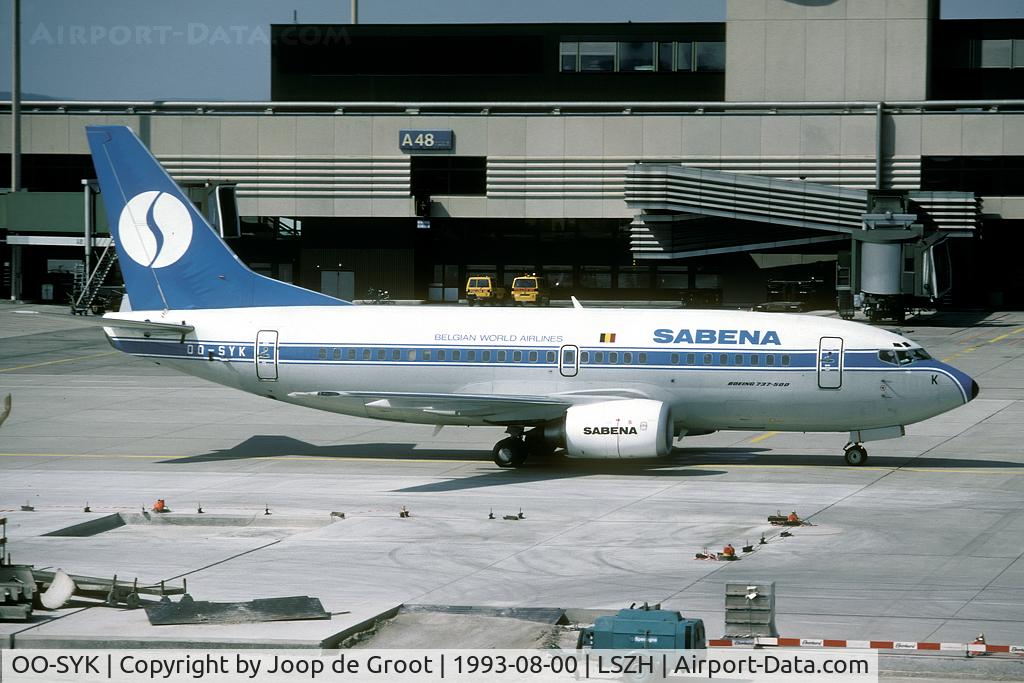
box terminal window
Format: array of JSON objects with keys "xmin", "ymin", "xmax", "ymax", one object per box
[
  {"xmin": 619, "ymin": 42, "xmax": 655, "ymax": 71},
  {"xmin": 659, "ymin": 42, "xmax": 674, "ymax": 71},
  {"xmin": 579, "ymin": 42, "xmax": 616, "ymax": 71},
  {"xmin": 559, "ymin": 41, "xmax": 724, "ymax": 73},
  {"xmin": 410, "ymin": 156, "xmax": 486, "ymax": 196},
  {"xmin": 972, "ymin": 39, "xmax": 1024, "ymax": 68},
  {"xmin": 922, "ymin": 156, "xmax": 1024, "ymax": 195},
  {"xmin": 694, "ymin": 42, "xmax": 725, "ymax": 72},
  {"xmin": 560, "ymin": 42, "xmax": 578, "ymax": 72},
  {"xmin": 676, "ymin": 42, "xmax": 693, "ymax": 71}
]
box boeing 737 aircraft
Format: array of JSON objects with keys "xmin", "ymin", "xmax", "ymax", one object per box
[{"xmin": 86, "ymin": 125, "xmax": 979, "ymax": 468}]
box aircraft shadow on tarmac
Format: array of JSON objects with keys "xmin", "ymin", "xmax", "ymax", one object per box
[
  {"xmin": 159, "ymin": 435, "xmax": 730, "ymax": 490},
  {"xmin": 395, "ymin": 457, "xmax": 730, "ymax": 492},
  {"xmin": 682, "ymin": 450, "xmax": 1024, "ymax": 470},
  {"xmin": 160, "ymin": 436, "xmax": 1024, "ymax": 474},
  {"xmin": 159, "ymin": 435, "xmax": 488, "ymax": 464}
]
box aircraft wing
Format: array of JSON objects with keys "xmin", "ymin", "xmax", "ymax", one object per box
[{"xmin": 288, "ymin": 390, "xmax": 571, "ymax": 425}]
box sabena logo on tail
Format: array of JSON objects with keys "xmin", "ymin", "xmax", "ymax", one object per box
[{"xmin": 118, "ymin": 191, "xmax": 194, "ymax": 268}]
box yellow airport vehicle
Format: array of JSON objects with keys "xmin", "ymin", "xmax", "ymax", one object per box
[
  {"xmin": 465, "ymin": 276, "xmax": 508, "ymax": 306},
  {"xmin": 511, "ymin": 274, "xmax": 551, "ymax": 306}
]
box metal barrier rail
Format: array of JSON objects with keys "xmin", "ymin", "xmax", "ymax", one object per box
[
  {"xmin": 710, "ymin": 636, "xmax": 1024, "ymax": 655},
  {"xmin": 2, "ymin": 99, "xmax": 1024, "ymax": 115}
]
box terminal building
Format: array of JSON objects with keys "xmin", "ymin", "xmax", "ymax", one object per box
[{"xmin": 2, "ymin": 0, "xmax": 1023, "ymax": 310}]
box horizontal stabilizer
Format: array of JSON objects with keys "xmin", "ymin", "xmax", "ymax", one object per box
[
  {"xmin": 14, "ymin": 309, "xmax": 194, "ymax": 334},
  {"xmin": 101, "ymin": 317, "xmax": 195, "ymax": 334}
]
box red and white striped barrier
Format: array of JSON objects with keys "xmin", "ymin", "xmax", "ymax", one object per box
[{"xmin": 708, "ymin": 637, "xmax": 1024, "ymax": 655}]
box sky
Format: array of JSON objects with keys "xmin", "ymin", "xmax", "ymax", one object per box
[
  {"xmin": 0, "ymin": 0, "xmax": 1020, "ymax": 101},
  {"xmin": 0, "ymin": 0, "xmax": 724, "ymax": 100}
]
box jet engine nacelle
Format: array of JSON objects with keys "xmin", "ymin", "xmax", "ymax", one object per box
[{"xmin": 563, "ymin": 399, "xmax": 673, "ymax": 459}]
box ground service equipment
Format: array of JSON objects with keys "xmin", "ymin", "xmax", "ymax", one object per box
[
  {"xmin": 465, "ymin": 276, "xmax": 508, "ymax": 306},
  {"xmin": 578, "ymin": 604, "xmax": 706, "ymax": 650}
]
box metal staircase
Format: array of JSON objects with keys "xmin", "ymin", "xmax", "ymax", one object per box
[{"xmin": 71, "ymin": 242, "xmax": 118, "ymax": 315}]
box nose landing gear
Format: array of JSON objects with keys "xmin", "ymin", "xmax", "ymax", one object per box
[{"xmin": 843, "ymin": 442, "xmax": 868, "ymax": 466}]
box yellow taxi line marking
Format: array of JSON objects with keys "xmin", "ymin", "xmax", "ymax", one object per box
[
  {"xmin": 0, "ymin": 351, "xmax": 117, "ymax": 373},
  {"xmin": 990, "ymin": 328, "xmax": 1024, "ymax": 343},
  {"xmin": 943, "ymin": 327, "xmax": 1024, "ymax": 362},
  {"xmin": 749, "ymin": 431, "xmax": 779, "ymax": 443}
]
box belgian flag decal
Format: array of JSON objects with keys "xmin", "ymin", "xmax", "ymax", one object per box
[{"xmin": 599, "ymin": 332, "xmax": 617, "ymax": 343}]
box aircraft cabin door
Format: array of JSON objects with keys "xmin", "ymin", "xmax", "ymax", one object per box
[
  {"xmin": 817, "ymin": 336, "xmax": 843, "ymax": 389},
  {"xmin": 559, "ymin": 344, "xmax": 579, "ymax": 377},
  {"xmin": 256, "ymin": 330, "xmax": 279, "ymax": 381}
]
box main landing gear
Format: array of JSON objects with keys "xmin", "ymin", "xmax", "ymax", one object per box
[
  {"xmin": 843, "ymin": 442, "xmax": 869, "ymax": 466},
  {"xmin": 492, "ymin": 427, "xmax": 556, "ymax": 468},
  {"xmin": 492, "ymin": 436, "xmax": 527, "ymax": 468}
]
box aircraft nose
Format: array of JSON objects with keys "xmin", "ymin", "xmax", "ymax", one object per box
[{"xmin": 971, "ymin": 379, "xmax": 980, "ymax": 401}]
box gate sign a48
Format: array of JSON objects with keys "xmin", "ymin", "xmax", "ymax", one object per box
[{"xmin": 399, "ymin": 129, "xmax": 454, "ymax": 151}]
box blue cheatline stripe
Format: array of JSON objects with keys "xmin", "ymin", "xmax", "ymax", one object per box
[
  {"xmin": 847, "ymin": 365, "xmax": 969, "ymax": 403},
  {"xmin": 112, "ymin": 336, "xmax": 942, "ymax": 375},
  {"xmin": 111, "ymin": 338, "xmax": 255, "ymax": 361}
]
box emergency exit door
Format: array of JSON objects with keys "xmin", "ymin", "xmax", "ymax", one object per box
[
  {"xmin": 256, "ymin": 330, "xmax": 279, "ymax": 381},
  {"xmin": 559, "ymin": 344, "xmax": 579, "ymax": 377},
  {"xmin": 818, "ymin": 336, "xmax": 843, "ymax": 389}
]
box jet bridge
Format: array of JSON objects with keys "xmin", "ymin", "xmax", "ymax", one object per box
[{"xmin": 625, "ymin": 164, "xmax": 980, "ymax": 316}]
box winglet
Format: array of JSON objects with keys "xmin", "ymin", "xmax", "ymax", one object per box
[{"xmin": 571, "ymin": 296, "xmax": 584, "ymax": 310}]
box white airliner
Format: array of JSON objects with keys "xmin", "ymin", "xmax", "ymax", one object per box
[{"xmin": 86, "ymin": 125, "xmax": 978, "ymax": 468}]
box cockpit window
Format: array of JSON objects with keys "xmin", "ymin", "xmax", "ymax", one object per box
[
  {"xmin": 878, "ymin": 348, "xmax": 931, "ymax": 365},
  {"xmin": 904, "ymin": 348, "xmax": 931, "ymax": 362}
]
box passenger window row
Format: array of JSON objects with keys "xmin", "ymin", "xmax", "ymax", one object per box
[
  {"xmin": 315, "ymin": 347, "xmax": 793, "ymax": 367},
  {"xmin": 316, "ymin": 347, "xmax": 558, "ymax": 364},
  {"xmin": 579, "ymin": 351, "xmax": 650, "ymax": 365},
  {"xmin": 664, "ymin": 352, "xmax": 791, "ymax": 366}
]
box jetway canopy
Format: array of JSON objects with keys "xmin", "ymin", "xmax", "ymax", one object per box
[{"xmin": 624, "ymin": 164, "xmax": 980, "ymax": 259}]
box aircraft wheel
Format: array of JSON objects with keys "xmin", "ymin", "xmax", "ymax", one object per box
[
  {"xmin": 843, "ymin": 443, "xmax": 868, "ymax": 466},
  {"xmin": 493, "ymin": 437, "xmax": 527, "ymax": 468}
]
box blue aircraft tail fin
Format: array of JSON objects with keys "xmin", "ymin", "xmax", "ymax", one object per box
[{"xmin": 86, "ymin": 125, "xmax": 348, "ymax": 311}]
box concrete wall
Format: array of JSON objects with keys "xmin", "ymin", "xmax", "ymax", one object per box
[
  {"xmin": 5, "ymin": 107, "xmax": 1024, "ymax": 220},
  {"xmin": 726, "ymin": 0, "xmax": 931, "ymax": 102}
]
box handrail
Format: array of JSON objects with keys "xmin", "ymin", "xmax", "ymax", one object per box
[{"xmin": 2, "ymin": 99, "xmax": 1024, "ymax": 115}]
